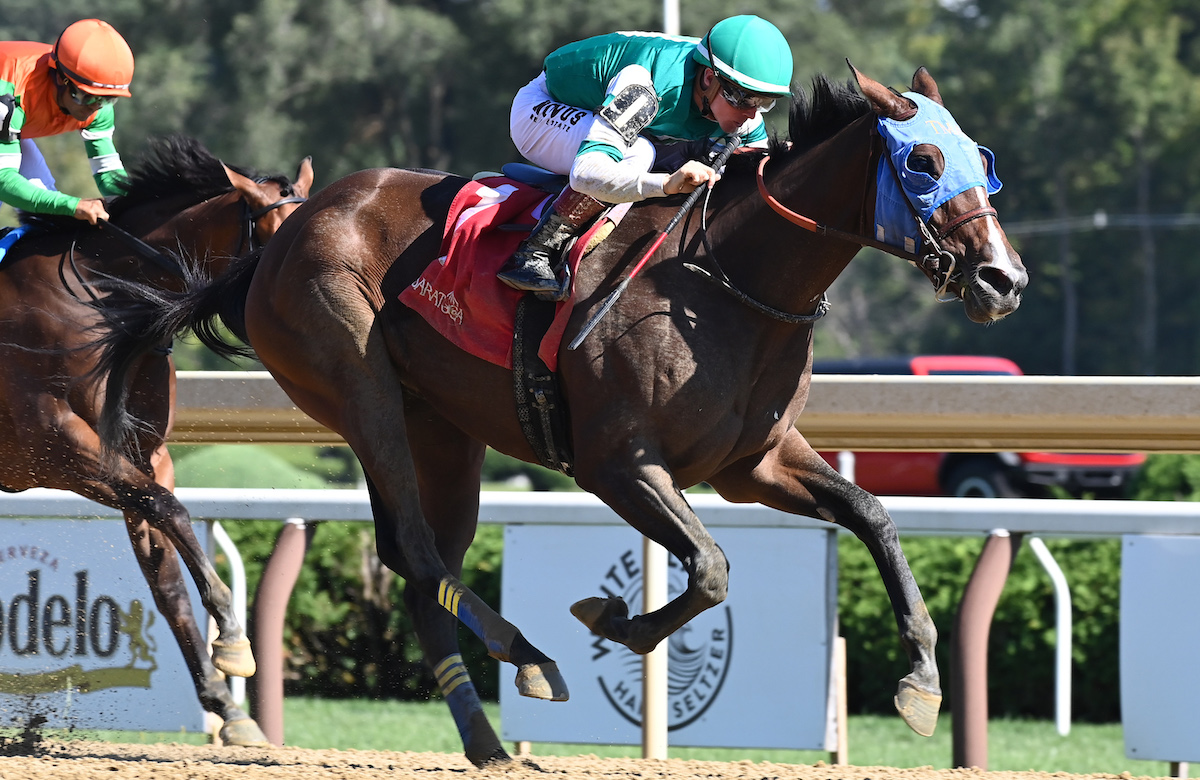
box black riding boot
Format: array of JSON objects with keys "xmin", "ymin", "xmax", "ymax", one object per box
[{"xmin": 498, "ymin": 187, "xmax": 605, "ymax": 299}]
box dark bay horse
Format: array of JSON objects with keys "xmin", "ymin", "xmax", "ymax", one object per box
[
  {"xmin": 92, "ymin": 67, "xmax": 1025, "ymax": 763},
  {"xmin": 0, "ymin": 135, "xmax": 312, "ymax": 744}
]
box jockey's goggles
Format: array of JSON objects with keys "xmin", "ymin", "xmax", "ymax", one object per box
[
  {"xmin": 718, "ymin": 78, "xmax": 777, "ymax": 113},
  {"xmin": 63, "ymin": 76, "xmax": 117, "ymax": 108}
]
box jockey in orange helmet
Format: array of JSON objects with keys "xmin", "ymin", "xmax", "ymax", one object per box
[{"xmin": 0, "ymin": 19, "xmax": 134, "ymax": 224}]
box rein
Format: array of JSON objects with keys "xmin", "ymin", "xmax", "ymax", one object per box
[
  {"xmin": 685, "ymin": 183, "xmax": 831, "ymax": 324},
  {"xmin": 97, "ymin": 188, "xmax": 306, "ymax": 280},
  {"xmin": 97, "ymin": 219, "xmax": 187, "ymax": 277},
  {"xmin": 755, "ymin": 152, "xmax": 997, "ymax": 301}
]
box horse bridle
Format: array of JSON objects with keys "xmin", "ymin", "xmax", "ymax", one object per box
[
  {"xmin": 243, "ymin": 190, "xmax": 308, "ymax": 253},
  {"xmin": 64, "ymin": 188, "xmax": 308, "ymax": 305},
  {"xmin": 754, "ymin": 147, "xmax": 998, "ymax": 302},
  {"xmin": 96, "ymin": 187, "xmax": 307, "ymax": 276}
]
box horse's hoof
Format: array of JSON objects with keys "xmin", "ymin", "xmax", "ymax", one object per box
[
  {"xmin": 219, "ymin": 716, "xmax": 271, "ymax": 747},
  {"xmin": 212, "ymin": 638, "xmax": 256, "ymax": 678},
  {"xmin": 570, "ymin": 596, "xmax": 628, "ymax": 638},
  {"xmin": 894, "ymin": 678, "xmax": 941, "ymax": 737},
  {"xmin": 515, "ymin": 661, "xmax": 569, "ymax": 701},
  {"xmin": 469, "ymin": 747, "xmax": 512, "ymax": 768}
]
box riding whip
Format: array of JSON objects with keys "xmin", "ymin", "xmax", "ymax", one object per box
[
  {"xmin": 567, "ymin": 134, "xmax": 741, "ymax": 351},
  {"xmin": 97, "ymin": 218, "xmax": 186, "ymax": 278}
]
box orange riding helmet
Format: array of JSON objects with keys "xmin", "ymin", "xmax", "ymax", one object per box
[{"xmin": 49, "ymin": 19, "xmax": 134, "ymax": 97}]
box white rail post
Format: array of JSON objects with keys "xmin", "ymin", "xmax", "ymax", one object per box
[
  {"xmin": 642, "ymin": 537, "xmax": 669, "ymax": 759},
  {"xmin": 836, "ymin": 451, "xmax": 856, "ymax": 483},
  {"xmin": 1029, "ymin": 536, "xmax": 1072, "ymax": 736},
  {"xmin": 663, "ymin": 0, "xmax": 679, "ymax": 35},
  {"xmin": 211, "ymin": 521, "xmax": 247, "ymax": 705}
]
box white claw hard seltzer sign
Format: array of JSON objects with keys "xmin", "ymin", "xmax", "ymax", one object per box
[
  {"xmin": 501, "ymin": 523, "xmax": 837, "ymax": 750},
  {"xmin": 0, "ymin": 518, "xmax": 208, "ymax": 733}
]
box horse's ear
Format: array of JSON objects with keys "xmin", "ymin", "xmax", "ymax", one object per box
[
  {"xmin": 295, "ymin": 156, "xmax": 315, "ymax": 197},
  {"xmin": 222, "ymin": 163, "xmax": 258, "ymax": 195},
  {"xmin": 911, "ymin": 67, "xmax": 944, "ymax": 106},
  {"xmin": 846, "ymin": 59, "xmax": 917, "ymax": 121}
]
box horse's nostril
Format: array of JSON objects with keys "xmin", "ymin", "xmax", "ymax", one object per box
[{"xmin": 977, "ymin": 265, "xmax": 1014, "ymax": 297}]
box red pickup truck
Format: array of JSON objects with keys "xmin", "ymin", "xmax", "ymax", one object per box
[{"xmin": 812, "ymin": 355, "xmax": 1146, "ymax": 498}]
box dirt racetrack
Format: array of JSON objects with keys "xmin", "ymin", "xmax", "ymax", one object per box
[{"xmin": 0, "ymin": 741, "xmax": 1173, "ymax": 780}]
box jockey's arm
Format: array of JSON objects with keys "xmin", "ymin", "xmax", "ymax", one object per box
[
  {"xmin": 569, "ymin": 149, "xmax": 671, "ymax": 203},
  {"xmin": 0, "ymin": 142, "xmax": 81, "ymax": 216},
  {"xmin": 81, "ymin": 105, "xmax": 127, "ymax": 198}
]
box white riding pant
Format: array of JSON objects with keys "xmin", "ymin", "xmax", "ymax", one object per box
[{"xmin": 510, "ymin": 69, "xmax": 668, "ymax": 203}]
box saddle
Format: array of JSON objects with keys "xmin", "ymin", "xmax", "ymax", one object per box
[
  {"xmin": 0, "ymin": 225, "xmax": 35, "ymax": 267},
  {"xmin": 399, "ymin": 169, "xmax": 629, "ymax": 475}
]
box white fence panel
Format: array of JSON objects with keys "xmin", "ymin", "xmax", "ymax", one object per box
[{"xmin": 500, "ymin": 524, "xmax": 837, "ymax": 750}]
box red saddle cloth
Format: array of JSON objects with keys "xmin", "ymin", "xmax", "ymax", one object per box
[{"xmin": 399, "ymin": 177, "xmax": 589, "ymax": 372}]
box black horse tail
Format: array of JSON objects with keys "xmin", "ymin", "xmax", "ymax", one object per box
[{"xmin": 91, "ymin": 249, "xmax": 263, "ymax": 457}]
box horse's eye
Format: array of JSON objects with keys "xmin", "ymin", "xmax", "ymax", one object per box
[{"xmin": 908, "ymin": 154, "xmax": 939, "ymax": 177}]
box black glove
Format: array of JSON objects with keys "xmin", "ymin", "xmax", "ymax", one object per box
[{"xmin": 650, "ymin": 138, "xmax": 717, "ymax": 173}]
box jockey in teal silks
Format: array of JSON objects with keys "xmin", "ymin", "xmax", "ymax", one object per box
[{"xmin": 499, "ymin": 15, "xmax": 794, "ymax": 300}]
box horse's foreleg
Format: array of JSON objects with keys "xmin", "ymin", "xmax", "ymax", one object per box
[
  {"xmin": 134, "ymin": 444, "xmax": 267, "ymax": 746},
  {"xmin": 573, "ymin": 458, "xmax": 729, "ymax": 656},
  {"xmin": 61, "ymin": 416, "xmax": 254, "ymax": 681},
  {"xmin": 708, "ymin": 429, "xmax": 941, "ymax": 737}
]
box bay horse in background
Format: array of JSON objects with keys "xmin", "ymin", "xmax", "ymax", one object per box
[
  {"xmin": 0, "ymin": 135, "xmax": 312, "ymax": 745},
  {"xmin": 92, "ymin": 66, "xmax": 1026, "ymax": 764}
]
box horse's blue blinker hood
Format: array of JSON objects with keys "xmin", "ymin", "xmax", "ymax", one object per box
[{"xmin": 874, "ymin": 91, "xmax": 1001, "ymax": 255}]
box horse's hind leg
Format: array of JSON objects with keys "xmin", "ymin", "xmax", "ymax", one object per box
[
  {"xmin": 365, "ymin": 465, "xmax": 567, "ymax": 700},
  {"xmin": 396, "ymin": 399, "xmax": 508, "ymax": 767},
  {"xmin": 571, "ymin": 455, "xmax": 730, "ymax": 655},
  {"xmin": 708, "ymin": 428, "xmax": 941, "ymax": 737},
  {"xmin": 343, "ymin": 396, "xmax": 567, "ymax": 705}
]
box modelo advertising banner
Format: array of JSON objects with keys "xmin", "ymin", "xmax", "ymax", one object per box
[
  {"xmin": 0, "ymin": 518, "xmax": 208, "ymax": 733},
  {"xmin": 501, "ymin": 524, "xmax": 837, "ymax": 750}
]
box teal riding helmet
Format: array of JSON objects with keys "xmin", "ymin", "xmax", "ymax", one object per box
[{"xmin": 693, "ymin": 15, "xmax": 793, "ymax": 97}]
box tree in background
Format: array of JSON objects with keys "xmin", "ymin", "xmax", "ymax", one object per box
[{"xmin": 8, "ymin": 0, "xmax": 1200, "ymax": 375}]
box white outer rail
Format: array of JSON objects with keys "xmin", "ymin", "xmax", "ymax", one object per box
[{"xmin": 3, "ymin": 487, "xmax": 1197, "ymax": 535}]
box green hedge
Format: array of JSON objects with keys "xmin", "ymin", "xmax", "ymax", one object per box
[
  {"xmin": 839, "ymin": 534, "xmax": 1121, "ymax": 721},
  {"xmin": 180, "ymin": 447, "xmax": 1192, "ymax": 721}
]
